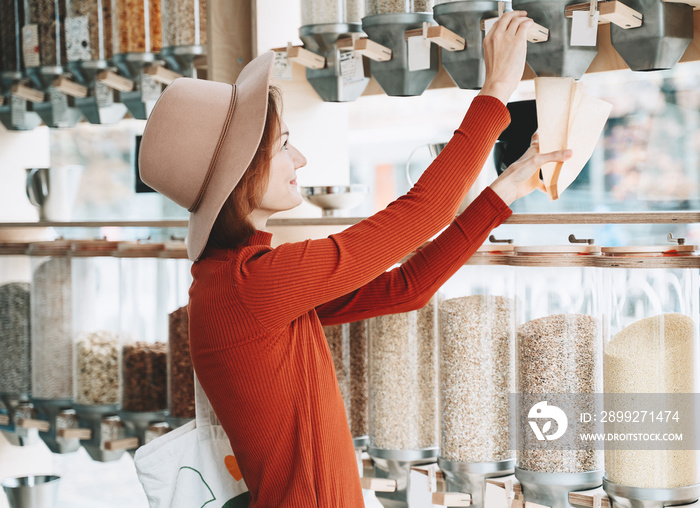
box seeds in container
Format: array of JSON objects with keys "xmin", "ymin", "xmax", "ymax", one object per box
[
  {"xmin": 162, "ymin": 0, "xmax": 207, "ymax": 48},
  {"xmin": 168, "ymin": 306, "xmax": 195, "ymax": 419},
  {"xmin": 323, "ymin": 324, "xmax": 351, "ymax": 424},
  {"xmin": 75, "ymin": 331, "xmax": 119, "ymax": 405},
  {"xmin": 0, "ymin": 282, "xmax": 31, "ymax": 395},
  {"xmin": 349, "ymin": 320, "xmax": 368, "ymax": 438}
]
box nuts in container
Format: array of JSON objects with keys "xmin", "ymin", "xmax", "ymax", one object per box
[
  {"xmin": 112, "ymin": 0, "xmax": 162, "ymax": 54},
  {"xmin": 122, "ymin": 341, "xmax": 167, "ymax": 412},
  {"xmin": 162, "ymin": 0, "xmax": 207, "ymax": 48}
]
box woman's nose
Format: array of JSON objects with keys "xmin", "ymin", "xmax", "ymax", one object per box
[{"xmin": 293, "ymin": 146, "xmax": 307, "ymax": 170}]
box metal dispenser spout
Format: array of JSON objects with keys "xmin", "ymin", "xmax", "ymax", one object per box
[
  {"xmin": 516, "ymin": 468, "xmax": 605, "ymax": 508},
  {"xmin": 298, "ymin": 23, "xmax": 370, "ymax": 102},
  {"xmin": 604, "ymin": 480, "xmax": 700, "ymax": 508},
  {"xmin": 0, "ymin": 71, "xmax": 42, "ymax": 131},
  {"xmin": 438, "ymin": 459, "xmax": 515, "ymax": 508},
  {"xmin": 111, "ymin": 52, "xmax": 162, "ymax": 120},
  {"xmin": 119, "ymin": 410, "xmax": 167, "ymax": 456},
  {"xmin": 73, "ymin": 404, "xmax": 138, "ymax": 462},
  {"xmin": 65, "ymin": 60, "xmax": 128, "ymax": 125},
  {"xmin": 30, "ymin": 399, "xmax": 82, "ymax": 454},
  {"xmin": 0, "ymin": 394, "xmax": 41, "ymax": 447},
  {"xmin": 368, "ymin": 447, "xmax": 439, "ymax": 508},
  {"xmin": 22, "ymin": 66, "xmax": 83, "ymax": 128},
  {"xmin": 159, "ymin": 45, "xmax": 207, "ymax": 77},
  {"xmin": 361, "ymin": 13, "xmax": 440, "ymax": 97}
]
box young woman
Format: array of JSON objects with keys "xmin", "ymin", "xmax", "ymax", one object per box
[{"xmin": 140, "ymin": 11, "xmax": 572, "ymax": 507}]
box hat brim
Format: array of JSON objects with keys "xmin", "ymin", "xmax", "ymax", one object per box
[{"xmin": 187, "ymin": 51, "xmax": 276, "ymax": 261}]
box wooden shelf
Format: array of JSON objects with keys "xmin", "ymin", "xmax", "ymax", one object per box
[{"xmin": 0, "ymin": 212, "xmax": 697, "ymax": 229}]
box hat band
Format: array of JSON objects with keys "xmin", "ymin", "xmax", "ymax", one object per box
[{"xmin": 188, "ymin": 84, "xmax": 238, "ymax": 213}]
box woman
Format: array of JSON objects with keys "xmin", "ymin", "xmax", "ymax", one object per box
[{"xmin": 140, "ymin": 11, "xmax": 572, "ymax": 507}]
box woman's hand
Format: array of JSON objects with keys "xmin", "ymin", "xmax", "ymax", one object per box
[
  {"xmin": 489, "ymin": 133, "xmax": 573, "ymax": 206},
  {"xmin": 479, "ymin": 11, "xmax": 534, "ymax": 105}
]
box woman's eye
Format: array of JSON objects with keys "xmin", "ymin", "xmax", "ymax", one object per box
[{"xmin": 283, "ymin": 140, "xmax": 289, "ymax": 150}]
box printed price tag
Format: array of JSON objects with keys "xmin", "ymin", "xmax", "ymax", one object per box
[
  {"xmin": 49, "ymin": 90, "xmax": 68, "ymax": 124},
  {"xmin": 95, "ymin": 82, "xmax": 114, "ymax": 108},
  {"xmin": 272, "ymin": 51, "xmax": 293, "ymax": 80},
  {"xmin": 22, "ymin": 24, "xmax": 40, "ymax": 68},
  {"xmin": 65, "ymin": 16, "xmax": 91, "ymax": 61},
  {"xmin": 141, "ymin": 74, "xmax": 162, "ymax": 102},
  {"xmin": 571, "ymin": 10, "xmax": 599, "ymax": 47},
  {"xmin": 11, "ymin": 96, "xmax": 27, "ymax": 127},
  {"xmin": 340, "ymin": 51, "xmax": 365, "ymax": 84},
  {"xmin": 407, "ymin": 36, "xmax": 431, "ymax": 72}
]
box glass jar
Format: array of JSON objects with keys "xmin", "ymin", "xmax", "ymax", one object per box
[
  {"xmin": 513, "ymin": 245, "xmax": 603, "ymax": 474},
  {"xmin": 28, "ymin": 240, "xmax": 73, "ymax": 401},
  {"xmin": 71, "ymin": 240, "xmax": 121, "ymax": 407},
  {"xmin": 368, "ymin": 297, "xmax": 438, "ymax": 453},
  {"xmin": 438, "ymin": 245, "xmax": 515, "ymax": 464},
  {"xmin": 301, "ymin": 0, "xmax": 344, "ymax": 25},
  {"xmin": 161, "ymin": 0, "xmax": 206, "ymax": 48},
  {"xmin": 0, "ymin": 0, "xmax": 25, "ymax": 72},
  {"xmin": 0, "ymin": 242, "xmax": 31, "ymax": 398},
  {"xmin": 601, "ymin": 245, "xmax": 699, "ymax": 490},
  {"xmin": 22, "ymin": 0, "xmax": 67, "ymax": 68},
  {"xmin": 115, "ymin": 242, "xmax": 167, "ymax": 413},
  {"xmin": 160, "ymin": 242, "xmax": 195, "ymax": 424},
  {"xmin": 64, "ymin": 0, "xmax": 112, "ymax": 61},
  {"xmin": 112, "ymin": 0, "xmax": 161, "ymax": 54},
  {"xmin": 365, "ymin": 0, "xmax": 434, "ymax": 16}
]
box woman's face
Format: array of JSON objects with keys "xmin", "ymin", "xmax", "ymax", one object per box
[{"xmin": 258, "ymin": 120, "xmax": 307, "ymax": 214}]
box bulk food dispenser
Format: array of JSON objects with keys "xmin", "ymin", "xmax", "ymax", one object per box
[
  {"xmin": 433, "ymin": 242, "xmax": 516, "ymax": 508},
  {"xmin": 297, "ymin": 0, "xmax": 370, "ymax": 102},
  {"xmin": 63, "ymin": 0, "xmax": 128, "ymax": 124},
  {"xmin": 28, "ymin": 240, "xmax": 82, "ymax": 454},
  {"xmin": 600, "ymin": 240, "xmax": 700, "ymax": 508},
  {"xmin": 0, "ymin": 0, "xmax": 42, "ymax": 130},
  {"xmin": 322, "ymin": 320, "xmax": 370, "ymax": 449},
  {"xmin": 366, "ymin": 297, "xmax": 439, "ymax": 507},
  {"xmin": 160, "ymin": 0, "xmax": 207, "ymax": 78},
  {"xmin": 19, "ymin": 0, "xmax": 83, "ymax": 127},
  {"xmin": 70, "ymin": 239, "xmax": 134, "ymax": 462},
  {"xmin": 111, "ymin": 0, "xmax": 163, "ymax": 119},
  {"xmin": 161, "ymin": 242, "xmax": 195, "ymax": 430},
  {"xmin": 361, "ymin": 0, "xmax": 439, "ymax": 96},
  {"xmin": 114, "ymin": 242, "xmax": 168, "ymax": 451},
  {"xmin": 0, "ymin": 241, "xmax": 36, "ymax": 446},
  {"xmin": 512, "ymin": 243, "xmax": 605, "ymax": 508}
]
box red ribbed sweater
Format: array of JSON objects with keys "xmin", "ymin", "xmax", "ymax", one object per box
[{"xmin": 188, "ymin": 96, "xmax": 512, "ymax": 507}]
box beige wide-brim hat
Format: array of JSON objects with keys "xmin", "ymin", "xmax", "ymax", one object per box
[{"xmin": 139, "ymin": 51, "xmax": 276, "ymax": 261}]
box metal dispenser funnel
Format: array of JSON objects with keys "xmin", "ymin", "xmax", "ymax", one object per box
[
  {"xmin": 119, "ymin": 410, "xmax": 167, "ymax": 456},
  {"xmin": 112, "ymin": 53, "xmax": 161, "ymax": 120},
  {"xmin": 610, "ymin": 0, "xmax": 693, "ymax": 71},
  {"xmin": 369, "ymin": 447, "xmax": 439, "ymax": 508},
  {"xmin": 298, "ymin": 23, "xmax": 370, "ymax": 102},
  {"xmin": 604, "ymin": 480, "xmax": 700, "ymax": 508},
  {"xmin": 66, "ymin": 60, "xmax": 128, "ymax": 124},
  {"xmin": 512, "ymin": 0, "xmax": 598, "ymax": 78},
  {"xmin": 0, "ymin": 394, "xmax": 41, "ymax": 446},
  {"xmin": 24, "ymin": 66, "xmax": 83, "ymax": 128},
  {"xmin": 515, "ymin": 468, "xmax": 605, "ymax": 508},
  {"xmin": 0, "ymin": 72, "xmax": 42, "ymax": 131},
  {"xmin": 433, "ymin": 1, "xmax": 500, "ymax": 90},
  {"xmin": 362, "ymin": 13, "xmax": 440, "ymax": 96},
  {"xmin": 439, "ymin": 459, "xmax": 515, "ymax": 508},
  {"xmin": 160, "ymin": 45, "xmax": 206, "ymax": 77},
  {"xmin": 73, "ymin": 404, "xmax": 137, "ymax": 462},
  {"xmin": 30, "ymin": 399, "xmax": 82, "ymax": 454}
]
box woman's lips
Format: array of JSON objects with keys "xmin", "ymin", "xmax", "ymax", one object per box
[{"xmin": 290, "ymin": 179, "xmax": 297, "ymax": 185}]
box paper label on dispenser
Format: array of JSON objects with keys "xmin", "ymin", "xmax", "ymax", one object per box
[
  {"xmin": 22, "ymin": 24, "xmax": 40, "ymax": 68},
  {"xmin": 340, "ymin": 51, "xmax": 365, "ymax": 84},
  {"xmin": 272, "ymin": 51, "xmax": 293, "ymax": 81},
  {"xmin": 49, "ymin": 90, "xmax": 68, "ymax": 124},
  {"xmin": 141, "ymin": 74, "xmax": 162, "ymax": 101},
  {"xmin": 407, "ymin": 36, "xmax": 431, "ymax": 72},
  {"xmin": 570, "ymin": 10, "xmax": 599, "ymax": 47},
  {"xmin": 96, "ymin": 82, "xmax": 114, "ymax": 107},
  {"xmin": 66, "ymin": 16, "xmax": 92, "ymax": 62},
  {"xmin": 11, "ymin": 96, "xmax": 27, "ymax": 127}
]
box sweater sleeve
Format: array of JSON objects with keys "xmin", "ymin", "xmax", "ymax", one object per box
[
  {"xmin": 315, "ymin": 187, "xmax": 512, "ymax": 325},
  {"xmin": 234, "ymin": 96, "xmax": 510, "ymax": 331}
]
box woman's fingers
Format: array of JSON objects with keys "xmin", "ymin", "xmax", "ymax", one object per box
[
  {"xmin": 494, "ymin": 11, "xmax": 527, "ymax": 33},
  {"xmin": 507, "ymin": 16, "xmax": 534, "ymax": 37},
  {"xmin": 534, "ymin": 148, "xmax": 573, "ymax": 168}
]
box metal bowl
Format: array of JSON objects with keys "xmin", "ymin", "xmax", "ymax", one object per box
[
  {"xmin": 2, "ymin": 475, "xmax": 61, "ymax": 508},
  {"xmin": 300, "ymin": 185, "xmax": 369, "ymax": 217}
]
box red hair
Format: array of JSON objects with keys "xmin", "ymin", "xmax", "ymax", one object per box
[{"xmin": 206, "ymin": 86, "xmax": 282, "ymax": 251}]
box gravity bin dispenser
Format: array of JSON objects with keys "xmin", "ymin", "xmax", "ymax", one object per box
[
  {"xmin": 432, "ymin": 244, "xmax": 518, "ymax": 508},
  {"xmin": 160, "ymin": 0, "xmax": 208, "ymax": 79}
]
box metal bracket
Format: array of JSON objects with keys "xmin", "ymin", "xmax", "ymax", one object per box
[
  {"xmin": 667, "ymin": 233, "xmax": 686, "ymax": 245},
  {"xmin": 569, "ymin": 234, "xmax": 595, "ymax": 244},
  {"xmin": 489, "ymin": 235, "xmax": 514, "ymax": 244}
]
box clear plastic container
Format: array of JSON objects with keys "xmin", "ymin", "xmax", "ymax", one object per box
[
  {"xmin": 365, "ymin": 0, "xmax": 434, "ymax": 16},
  {"xmin": 160, "ymin": 242, "xmax": 195, "ymax": 423},
  {"xmin": 513, "ymin": 245, "xmax": 603, "ymax": 474},
  {"xmin": 115, "ymin": 242, "xmax": 167, "ymax": 413},
  {"xmin": 601, "ymin": 245, "xmax": 700, "ymax": 489},
  {"xmin": 22, "ymin": 0, "xmax": 67, "ymax": 67},
  {"xmin": 349, "ymin": 320, "xmax": 368, "ymax": 439},
  {"xmin": 323, "ymin": 323, "xmax": 351, "ymax": 424},
  {"xmin": 301, "ymin": 0, "xmax": 344, "ymax": 25},
  {"xmin": 70, "ymin": 240, "xmax": 122, "ymax": 407},
  {"xmin": 369, "ymin": 297, "xmax": 438, "ymax": 452},
  {"xmin": 64, "ymin": 0, "xmax": 112, "ymax": 61},
  {"xmin": 161, "ymin": 0, "xmax": 206, "ymax": 47},
  {"xmin": 0, "ymin": 0, "xmax": 26, "ymax": 72},
  {"xmin": 0, "ymin": 242, "xmax": 31, "ymax": 397},
  {"xmin": 112, "ymin": 0, "xmax": 161, "ymax": 54},
  {"xmin": 346, "ymin": 0, "xmax": 365, "ymax": 23},
  {"xmin": 438, "ymin": 245, "xmax": 515, "ymax": 464},
  {"xmin": 28, "ymin": 240, "xmax": 73, "ymax": 401}
]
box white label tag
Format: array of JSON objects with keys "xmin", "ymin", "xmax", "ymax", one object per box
[
  {"xmin": 484, "ymin": 17, "xmax": 498, "ymax": 35},
  {"xmin": 22, "ymin": 24, "xmax": 40, "ymax": 68},
  {"xmin": 570, "ymin": 10, "xmax": 599, "ymax": 47},
  {"xmin": 272, "ymin": 51, "xmax": 293, "ymax": 81},
  {"xmin": 49, "ymin": 90, "xmax": 68, "ymax": 124},
  {"xmin": 141, "ymin": 74, "xmax": 162, "ymax": 101},
  {"xmin": 407, "ymin": 35, "xmax": 431, "ymax": 72},
  {"xmin": 340, "ymin": 51, "xmax": 365, "ymax": 84},
  {"xmin": 11, "ymin": 96, "xmax": 27, "ymax": 127},
  {"xmin": 65, "ymin": 16, "xmax": 92, "ymax": 61},
  {"xmin": 95, "ymin": 82, "xmax": 114, "ymax": 107}
]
